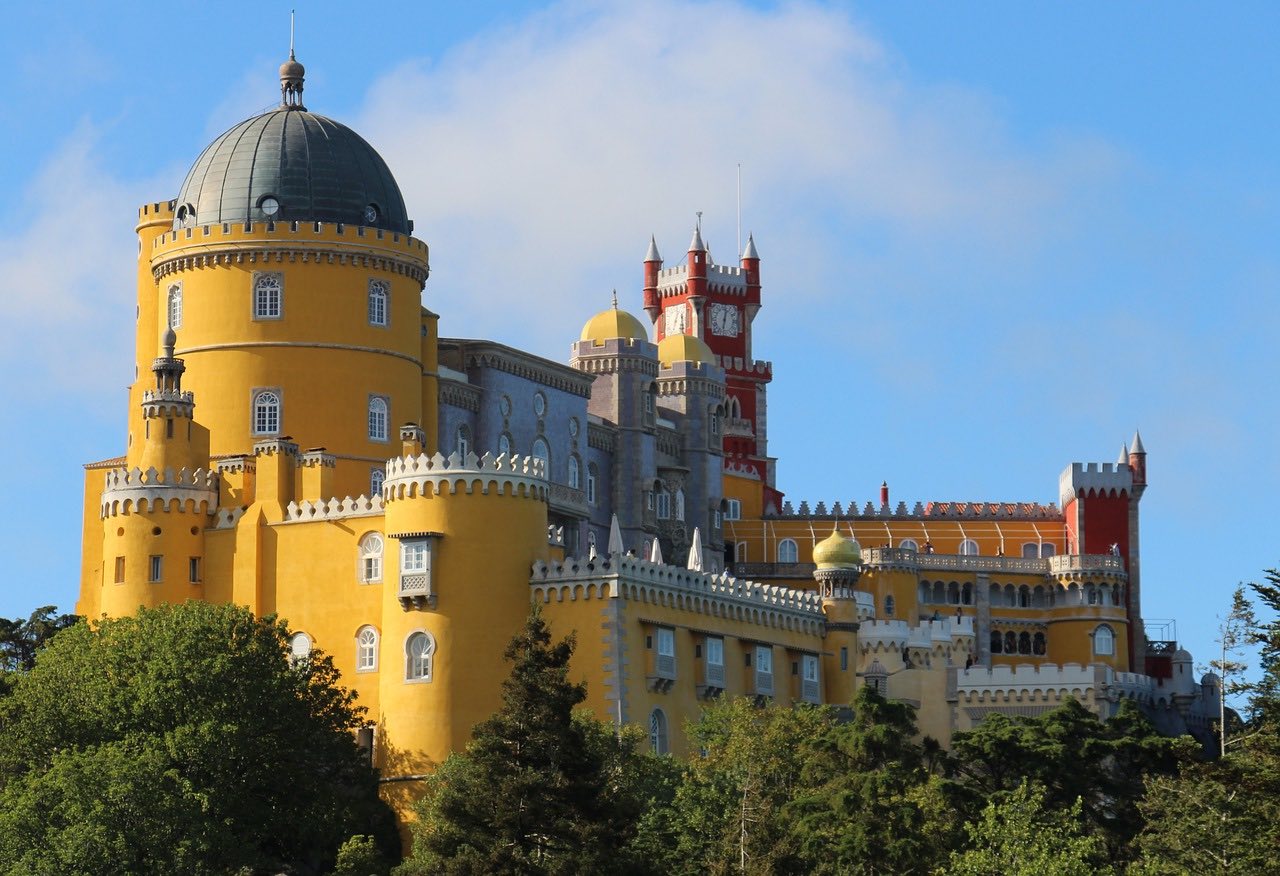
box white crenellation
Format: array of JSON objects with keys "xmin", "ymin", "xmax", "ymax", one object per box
[
  {"xmin": 530, "ymin": 553, "xmax": 825, "ymax": 634},
  {"xmin": 775, "ymin": 500, "xmax": 1061, "ymax": 521},
  {"xmin": 100, "ymin": 466, "xmax": 220, "ymax": 517},
  {"xmin": 281, "ymin": 494, "xmax": 383, "ymax": 524},
  {"xmin": 383, "ymin": 451, "xmax": 547, "ymax": 501},
  {"xmin": 859, "ymin": 617, "xmax": 975, "ymax": 655},
  {"xmin": 1059, "ymin": 461, "xmax": 1133, "ymax": 506}
]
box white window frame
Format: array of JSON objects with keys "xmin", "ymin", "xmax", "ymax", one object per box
[
  {"xmin": 498, "ymin": 433, "xmax": 512, "ymax": 456},
  {"xmin": 777, "ymin": 538, "xmax": 798, "ymax": 564},
  {"xmin": 148, "ymin": 554, "xmax": 163, "ymax": 583},
  {"xmin": 405, "ymin": 631, "xmax": 435, "ymax": 682},
  {"xmin": 252, "ymin": 272, "xmax": 283, "ymax": 320},
  {"xmin": 568, "ymin": 455, "xmax": 580, "ymax": 490},
  {"xmin": 1093, "ymin": 624, "xmax": 1115, "ymax": 657},
  {"xmin": 706, "ymin": 637, "xmax": 724, "ymax": 667},
  {"xmin": 367, "ymin": 279, "xmax": 389, "ymax": 327},
  {"xmin": 674, "ymin": 489, "xmax": 685, "ymax": 522},
  {"xmin": 755, "ymin": 645, "xmax": 773, "ymax": 676},
  {"xmin": 959, "ymin": 538, "xmax": 979, "ymax": 556},
  {"xmin": 356, "ymin": 626, "xmax": 379, "ymax": 672},
  {"xmin": 290, "ymin": 631, "xmax": 312, "ymax": 661},
  {"xmin": 402, "ymin": 541, "xmax": 428, "ymax": 574},
  {"xmin": 368, "ymin": 396, "xmax": 389, "ymax": 442},
  {"xmin": 656, "ymin": 489, "xmax": 671, "ymax": 520},
  {"xmin": 531, "ymin": 437, "xmax": 550, "ymax": 468},
  {"xmin": 656, "ymin": 627, "xmax": 675, "ymax": 659},
  {"xmin": 456, "ymin": 424, "xmax": 471, "ymax": 458},
  {"xmin": 899, "ymin": 538, "xmax": 918, "ymax": 551},
  {"xmin": 167, "ymin": 282, "xmax": 182, "ymax": 329},
  {"xmin": 252, "ymin": 389, "xmax": 281, "ymax": 436},
  {"xmin": 359, "ymin": 533, "xmax": 383, "ymax": 584},
  {"xmin": 649, "ymin": 708, "xmax": 669, "ymax": 755},
  {"xmin": 586, "ymin": 464, "xmax": 598, "ymax": 504},
  {"xmin": 725, "ymin": 499, "xmax": 741, "ymax": 520},
  {"xmin": 802, "ymin": 653, "xmax": 819, "ymax": 682},
  {"xmin": 370, "ymin": 469, "xmax": 385, "ymax": 497}
]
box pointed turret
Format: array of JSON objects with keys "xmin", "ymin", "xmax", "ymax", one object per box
[
  {"xmin": 741, "ymin": 234, "xmax": 759, "ymax": 259},
  {"xmin": 645, "ymin": 235, "xmax": 661, "ymax": 263},
  {"xmin": 688, "ymin": 226, "xmax": 706, "ymax": 253},
  {"xmin": 1130, "ymin": 430, "xmax": 1145, "ymax": 454},
  {"xmin": 643, "ymin": 235, "xmax": 662, "ymax": 320},
  {"xmin": 1129, "ymin": 430, "xmax": 1147, "ymax": 492},
  {"xmin": 1118, "ymin": 443, "xmax": 1129, "ymax": 465}
]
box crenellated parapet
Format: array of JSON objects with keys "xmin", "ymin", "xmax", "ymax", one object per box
[
  {"xmin": 282, "ymin": 494, "xmax": 384, "ymax": 524},
  {"xmin": 384, "ymin": 451, "xmax": 546, "ymax": 501},
  {"xmin": 1059, "ymin": 462, "xmax": 1133, "ymax": 506},
  {"xmin": 101, "ymin": 466, "xmax": 219, "ymax": 517},
  {"xmin": 860, "ymin": 617, "xmax": 975, "ymax": 655},
  {"xmin": 141, "ymin": 388, "xmax": 195, "ymax": 418},
  {"xmin": 777, "ymin": 499, "xmax": 1061, "ymax": 520},
  {"xmin": 1048, "ymin": 553, "xmax": 1128, "ymax": 582},
  {"xmin": 530, "ymin": 553, "xmax": 826, "ymax": 634}
]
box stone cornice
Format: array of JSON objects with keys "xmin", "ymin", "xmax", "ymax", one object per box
[
  {"xmin": 440, "ymin": 338, "xmax": 595, "ymax": 398},
  {"xmin": 439, "ymin": 377, "xmax": 482, "ymax": 412},
  {"xmin": 152, "ymin": 244, "xmax": 427, "ymax": 285}
]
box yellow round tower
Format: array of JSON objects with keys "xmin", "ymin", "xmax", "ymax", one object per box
[{"xmin": 811, "ymin": 526, "xmax": 868, "ymax": 705}]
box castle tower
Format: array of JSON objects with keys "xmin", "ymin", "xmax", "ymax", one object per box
[{"xmin": 811, "ymin": 526, "xmax": 869, "ymax": 705}]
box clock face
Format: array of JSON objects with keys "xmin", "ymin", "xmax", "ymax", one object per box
[
  {"xmin": 363, "ymin": 204, "xmax": 379, "ymax": 225},
  {"xmin": 710, "ymin": 303, "xmax": 740, "ymax": 337},
  {"xmin": 663, "ymin": 304, "xmax": 687, "ymax": 336}
]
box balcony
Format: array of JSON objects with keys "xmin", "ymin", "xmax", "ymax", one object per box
[
  {"xmin": 547, "ymin": 482, "xmax": 587, "ymax": 517},
  {"xmin": 754, "ymin": 670, "xmax": 774, "ymax": 698},
  {"xmin": 801, "ymin": 677, "xmax": 820, "ymax": 703},
  {"xmin": 648, "ymin": 652, "xmax": 676, "ymax": 693},
  {"xmin": 398, "ymin": 573, "xmax": 435, "ymax": 610},
  {"xmin": 730, "ymin": 562, "xmax": 815, "ymax": 580},
  {"xmin": 698, "ymin": 660, "xmax": 726, "ymax": 699}
]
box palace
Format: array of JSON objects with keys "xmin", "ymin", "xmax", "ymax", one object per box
[{"xmin": 78, "ymin": 53, "xmax": 1218, "ymax": 825}]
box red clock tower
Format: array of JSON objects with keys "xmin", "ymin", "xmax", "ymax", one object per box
[{"xmin": 643, "ymin": 227, "xmax": 780, "ymax": 509}]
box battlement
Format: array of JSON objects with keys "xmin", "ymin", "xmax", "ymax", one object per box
[
  {"xmin": 1059, "ymin": 462, "xmax": 1133, "ymax": 506},
  {"xmin": 281, "ymin": 494, "xmax": 383, "ymax": 524},
  {"xmin": 137, "ymin": 200, "xmax": 176, "ymax": 222},
  {"xmin": 530, "ymin": 553, "xmax": 825, "ymax": 633},
  {"xmin": 141, "ymin": 388, "xmax": 195, "ymax": 419},
  {"xmin": 655, "ymin": 261, "xmax": 749, "ymax": 295},
  {"xmin": 383, "ymin": 451, "xmax": 547, "ymax": 501},
  {"xmin": 776, "ymin": 499, "xmax": 1061, "ymax": 520},
  {"xmin": 100, "ymin": 466, "xmax": 219, "ymax": 517},
  {"xmin": 721, "ymin": 356, "xmax": 772, "ymax": 378},
  {"xmin": 860, "ymin": 617, "xmax": 975, "ymax": 652},
  {"xmin": 150, "ymin": 219, "xmax": 429, "ymax": 283}
]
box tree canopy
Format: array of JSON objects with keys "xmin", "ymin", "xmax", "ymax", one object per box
[{"xmin": 0, "ymin": 601, "xmax": 396, "ymax": 875}]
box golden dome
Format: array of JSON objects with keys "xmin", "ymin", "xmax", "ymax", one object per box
[
  {"xmin": 580, "ymin": 306, "xmax": 650, "ymax": 345},
  {"xmin": 657, "ymin": 333, "xmax": 714, "ymax": 368},
  {"xmin": 812, "ymin": 527, "xmax": 862, "ymax": 570}
]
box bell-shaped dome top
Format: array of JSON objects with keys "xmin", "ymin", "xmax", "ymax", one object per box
[
  {"xmin": 580, "ymin": 302, "xmax": 650, "ymax": 345},
  {"xmin": 172, "ymin": 56, "xmax": 410, "ymax": 235},
  {"xmin": 813, "ymin": 527, "xmax": 862, "ymax": 570},
  {"xmin": 657, "ymin": 333, "xmax": 714, "ymax": 368}
]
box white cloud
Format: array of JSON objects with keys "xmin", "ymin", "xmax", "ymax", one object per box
[{"xmin": 353, "ymin": 0, "xmax": 1120, "ymax": 354}]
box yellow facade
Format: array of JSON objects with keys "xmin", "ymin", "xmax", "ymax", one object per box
[{"xmin": 79, "ymin": 51, "xmax": 1218, "ymax": 839}]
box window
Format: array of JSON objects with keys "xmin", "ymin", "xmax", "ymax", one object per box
[
  {"xmin": 959, "ymin": 539, "xmax": 979, "ymax": 556},
  {"xmin": 356, "ymin": 626, "xmax": 378, "ymax": 671},
  {"xmin": 167, "ymin": 282, "xmax": 182, "ymax": 329},
  {"xmin": 755, "ymin": 645, "xmax": 773, "ymax": 676},
  {"xmin": 884, "ymin": 595, "xmax": 895, "ymax": 617},
  {"xmin": 402, "ymin": 540, "xmax": 428, "ymax": 574},
  {"xmin": 1033, "ymin": 632, "xmax": 1047, "ymax": 655},
  {"xmin": 253, "ymin": 390, "xmax": 281, "ymax": 435},
  {"xmin": 498, "ymin": 433, "xmax": 512, "ymax": 456},
  {"xmin": 253, "ymin": 272, "xmax": 282, "ymax": 319},
  {"xmin": 1040, "ymin": 543, "xmax": 1056, "ymax": 557},
  {"xmin": 568, "ymin": 455, "xmax": 580, "ymax": 489},
  {"xmin": 713, "ymin": 510, "xmax": 722, "ymax": 529},
  {"xmin": 367, "ymin": 279, "xmax": 388, "ymax": 326},
  {"xmin": 840, "ymin": 646, "xmax": 848, "ymax": 671},
  {"xmin": 188, "ymin": 557, "xmax": 201, "ymax": 583},
  {"xmin": 725, "ymin": 499, "xmax": 741, "ymax": 520},
  {"xmin": 1018, "ymin": 632, "xmax": 1032, "ymax": 655},
  {"xmin": 710, "ymin": 408, "xmax": 720, "ymax": 435},
  {"xmin": 644, "ymin": 391, "xmax": 655, "ymax": 415},
  {"xmin": 114, "ymin": 556, "xmax": 125, "ymax": 584},
  {"xmin": 455, "ymin": 424, "xmax": 470, "ymax": 458},
  {"xmin": 405, "ymin": 631, "xmax": 435, "ymax": 681},
  {"xmin": 290, "ymin": 632, "xmax": 312, "ymax": 661},
  {"xmin": 777, "ymin": 539, "xmax": 798, "ymax": 564},
  {"xmin": 656, "ymin": 489, "xmax": 671, "ymax": 520},
  {"xmin": 649, "ymin": 708, "xmax": 669, "ymax": 755},
  {"xmin": 801, "ymin": 653, "xmax": 820, "ymax": 701},
  {"xmin": 359, "ymin": 533, "xmax": 383, "ymax": 583},
  {"xmin": 370, "ymin": 469, "xmax": 385, "ymax": 496},
  {"xmin": 706, "ymin": 637, "xmax": 724, "ymax": 667},
  {"xmin": 1021, "ymin": 543, "xmax": 1040, "ymax": 559},
  {"xmin": 674, "ymin": 489, "xmax": 685, "ymax": 521},
  {"xmin": 368, "ymin": 396, "xmax": 389, "ymax": 442},
  {"xmin": 531, "ymin": 437, "xmax": 549, "ymax": 469},
  {"xmin": 533, "ymin": 392, "xmax": 546, "ymax": 416},
  {"xmin": 899, "ymin": 538, "xmax": 918, "ymax": 551},
  {"xmin": 990, "ymin": 631, "xmax": 1003, "ymax": 654},
  {"xmin": 148, "ymin": 555, "xmax": 163, "ymax": 583},
  {"xmin": 655, "ymin": 627, "xmax": 675, "ymax": 677},
  {"xmin": 586, "ymin": 464, "xmax": 598, "ymax": 504},
  {"xmin": 1093, "ymin": 625, "xmax": 1115, "ymax": 657}
]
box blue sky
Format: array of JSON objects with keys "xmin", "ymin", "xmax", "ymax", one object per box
[{"xmin": 0, "ymin": 1, "xmax": 1275, "ymax": 676}]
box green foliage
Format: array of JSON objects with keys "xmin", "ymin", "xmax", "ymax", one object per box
[
  {"xmin": 403, "ymin": 607, "xmax": 645, "ymax": 874},
  {"xmin": 944, "ymin": 782, "xmax": 1111, "ymax": 876},
  {"xmin": 0, "ymin": 601, "xmax": 397, "ymax": 875},
  {"xmin": 0, "ymin": 605, "xmax": 78, "ymax": 678},
  {"xmin": 332, "ymin": 835, "xmax": 389, "ymax": 876}
]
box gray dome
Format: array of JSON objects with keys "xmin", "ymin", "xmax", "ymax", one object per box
[{"xmin": 173, "ymin": 108, "xmax": 411, "ymax": 234}]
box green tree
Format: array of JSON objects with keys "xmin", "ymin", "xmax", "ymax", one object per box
[
  {"xmin": 402, "ymin": 607, "xmax": 641, "ymax": 874},
  {"xmin": 0, "ymin": 601, "xmax": 397, "ymax": 875},
  {"xmin": 944, "ymin": 782, "xmax": 1111, "ymax": 876},
  {"xmin": 332, "ymin": 835, "xmax": 390, "ymax": 876},
  {"xmin": 0, "ymin": 605, "xmax": 78, "ymax": 677},
  {"xmin": 1210, "ymin": 584, "xmax": 1257, "ymax": 754}
]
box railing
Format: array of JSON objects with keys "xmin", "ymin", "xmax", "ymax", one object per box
[
  {"xmin": 398, "ymin": 573, "xmax": 434, "ymax": 610},
  {"xmin": 1048, "ymin": 554, "xmax": 1126, "ymax": 575},
  {"xmin": 547, "ymin": 483, "xmax": 587, "ymax": 515},
  {"xmin": 801, "ymin": 678, "xmax": 820, "ymax": 702},
  {"xmin": 724, "ymin": 418, "xmax": 753, "ymax": 437},
  {"xmin": 705, "ymin": 662, "xmax": 725, "ymax": 687},
  {"xmin": 730, "ymin": 562, "xmax": 815, "ymax": 579},
  {"xmin": 655, "ymin": 654, "xmax": 676, "ymax": 678},
  {"xmin": 862, "ymin": 548, "xmax": 1124, "ymax": 577},
  {"xmin": 755, "ymin": 671, "xmax": 774, "ymax": 697}
]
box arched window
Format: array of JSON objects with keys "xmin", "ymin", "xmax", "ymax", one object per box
[
  {"xmin": 884, "ymin": 595, "xmax": 895, "ymax": 617},
  {"xmin": 1018, "ymin": 632, "xmax": 1032, "ymax": 655},
  {"xmin": 370, "ymin": 469, "xmax": 385, "ymax": 497},
  {"xmin": 568, "ymin": 455, "xmax": 580, "ymax": 490},
  {"xmin": 1033, "ymin": 632, "xmax": 1047, "ymax": 655},
  {"xmin": 777, "ymin": 539, "xmax": 798, "ymax": 564},
  {"xmin": 990, "ymin": 631, "xmax": 1003, "ymax": 654},
  {"xmin": 356, "ymin": 626, "xmax": 378, "ymax": 671},
  {"xmin": 367, "ymin": 279, "xmax": 389, "ymax": 326},
  {"xmin": 962, "ymin": 583, "xmax": 974, "ymax": 605},
  {"xmin": 649, "ymin": 708, "xmax": 669, "ymax": 755},
  {"xmin": 674, "ymin": 489, "xmax": 685, "ymax": 522},
  {"xmin": 959, "ymin": 539, "xmax": 979, "ymax": 556},
  {"xmin": 1032, "ymin": 586, "xmax": 1046, "ymax": 608},
  {"xmin": 455, "ymin": 424, "xmax": 471, "ymax": 458},
  {"xmin": 290, "ymin": 631, "xmax": 312, "ymax": 661},
  {"xmin": 919, "ymin": 582, "xmax": 931, "ymax": 605},
  {"xmin": 498, "ymin": 433, "xmax": 512, "ymax": 456},
  {"xmin": 586, "ymin": 463, "xmax": 598, "ymax": 504},
  {"xmin": 1004, "ymin": 631, "xmax": 1017, "ymax": 654},
  {"xmin": 735, "ymin": 542, "xmax": 747, "ymax": 563},
  {"xmin": 989, "ymin": 583, "xmax": 1002, "ymax": 606},
  {"xmin": 1086, "ymin": 584, "xmax": 1098, "ymax": 605},
  {"xmin": 1040, "ymin": 543, "xmax": 1056, "ymax": 557},
  {"xmin": 933, "ymin": 581, "xmax": 946, "ymax": 604},
  {"xmin": 406, "ymin": 631, "xmax": 435, "ymax": 681},
  {"xmin": 948, "ymin": 582, "xmax": 960, "ymax": 605},
  {"xmin": 368, "ymin": 397, "xmax": 389, "ymax": 442},
  {"xmin": 253, "ymin": 272, "xmax": 282, "ymax": 319},
  {"xmin": 167, "ymin": 282, "xmax": 182, "ymax": 329},
  {"xmin": 709, "ymin": 405, "xmax": 720, "ymax": 436},
  {"xmin": 899, "ymin": 538, "xmax": 919, "ymax": 551},
  {"xmin": 656, "ymin": 488, "xmax": 671, "ymax": 520},
  {"xmin": 359, "ymin": 533, "xmax": 383, "ymax": 583},
  {"xmin": 1093, "ymin": 625, "xmax": 1115, "ymax": 657},
  {"xmin": 1021, "ymin": 543, "xmax": 1039, "ymax": 559},
  {"xmin": 1018, "ymin": 586, "xmax": 1031, "ymax": 608},
  {"xmin": 253, "ymin": 390, "xmax": 280, "ymax": 435},
  {"xmin": 531, "ymin": 437, "xmax": 550, "ymax": 469}
]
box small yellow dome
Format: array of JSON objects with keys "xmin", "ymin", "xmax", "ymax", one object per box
[
  {"xmin": 657, "ymin": 333, "xmax": 714, "ymax": 367},
  {"xmin": 812, "ymin": 527, "xmax": 862, "ymax": 570},
  {"xmin": 580, "ymin": 306, "xmax": 650, "ymax": 345}
]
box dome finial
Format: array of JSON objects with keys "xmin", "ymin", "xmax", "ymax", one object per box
[
  {"xmin": 611, "ymin": 289, "xmax": 618, "ymax": 309},
  {"xmin": 280, "ymin": 11, "xmax": 306, "ymax": 109}
]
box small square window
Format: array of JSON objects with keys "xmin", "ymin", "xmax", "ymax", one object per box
[
  {"xmin": 188, "ymin": 557, "xmax": 201, "ymax": 583},
  {"xmin": 114, "ymin": 556, "xmax": 125, "ymax": 584},
  {"xmin": 148, "ymin": 555, "xmax": 163, "ymax": 583}
]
